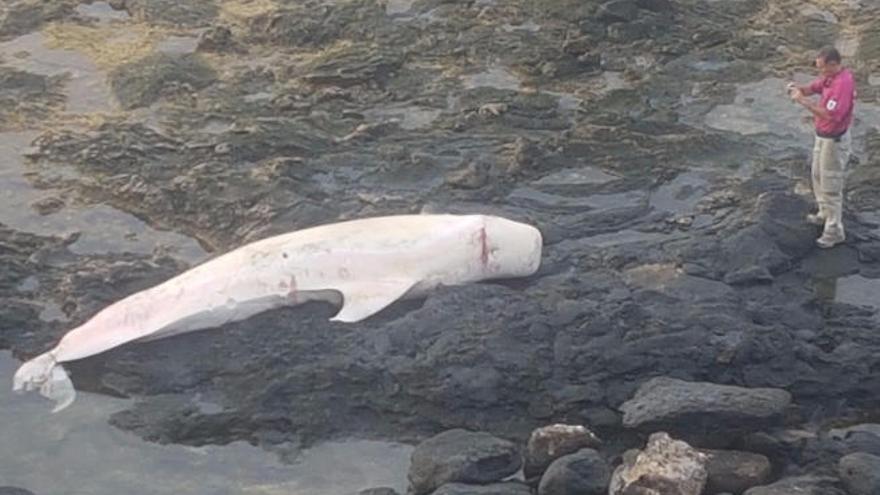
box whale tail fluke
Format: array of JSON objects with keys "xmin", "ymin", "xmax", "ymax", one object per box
[{"xmin": 12, "ymin": 352, "xmax": 76, "ymax": 413}]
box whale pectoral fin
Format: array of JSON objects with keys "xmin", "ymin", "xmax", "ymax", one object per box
[{"xmin": 331, "ymin": 279, "xmax": 417, "ymax": 323}]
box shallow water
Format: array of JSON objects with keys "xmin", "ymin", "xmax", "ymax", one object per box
[
  {"xmin": 533, "ymin": 167, "xmax": 620, "ymax": 187},
  {"xmin": 0, "ymin": 132, "xmax": 207, "ymax": 263},
  {"xmin": 461, "ymin": 66, "xmax": 523, "ymax": 91},
  {"xmin": 385, "ymin": 0, "xmax": 417, "ymax": 15},
  {"xmin": 0, "ymin": 32, "xmax": 114, "ymax": 114},
  {"xmin": 156, "ymin": 36, "xmax": 200, "ymax": 55},
  {"xmin": 581, "ymin": 229, "xmax": 671, "ymax": 248},
  {"xmin": 363, "ymin": 104, "xmax": 443, "ymax": 130},
  {"xmin": 75, "ymin": 1, "xmax": 131, "ymax": 22},
  {"xmin": 700, "ymin": 77, "xmax": 814, "ymax": 142},
  {"xmin": 501, "ymin": 21, "xmax": 541, "ymax": 33},
  {"xmin": 829, "ymin": 274, "xmax": 880, "ymax": 310},
  {"xmin": 695, "ymin": 75, "xmax": 880, "ymax": 157},
  {"xmin": 650, "ymin": 171, "xmax": 709, "ymax": 214},
  {"xmin": 0, "ymin": 352, "xmax": 412, "ymax": 495}
]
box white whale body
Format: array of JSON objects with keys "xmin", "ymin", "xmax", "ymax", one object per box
[{"xmin": 13, "ymin": 214, "xmax": 542, "ymax": 411}]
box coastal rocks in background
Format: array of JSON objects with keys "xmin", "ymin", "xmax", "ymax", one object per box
[
  {"xmin": 0, "ymin": 1, "xmax": 73, "ymax": 40},
  {"xmin": 445, "ymin": 162, "xmax": 490, "ymax": 190},
  {"xmin": 524, "ymin": 424, "xmax": 602, "ymax": 480},
  {"xmin": 619, "ymin": 377, "xmax": 791, "ymax": 439},
  {"xmin": 722, "ymin": 265, "xmax": 774, "ymax": 286},
  {"xmin": 537, "ymin": 448, "xmax": 610, "ymax": 495},
  {"xmin": 301, "ymin": 45, "xmax": 403, "ymax": 88},
  {"xmin": 838, "ymin": 452, "xmax": 880, "ymax": 495},
  {"xmin": 608, "ymin": 432, "xmax": 708, "ymax": 495},
  {"xmin": 0, "ymin": 68, "xmax": 65, "ymax": 130},
  {"xmin": 407, "ymin": 429, "xmax": 522, "ymax": 495},
  {"xmin": 596, "ymin": 0, "xmax": 639, "ymax": 24},
  {"xmin": 196, "ymin": 25, "xmax": 241, "ymax": 53},
  {"xmin": 703, "ymin": 449, "xmax": 772, "ymax": 495},
  {"xmin": 742, "ymin": 475, "xmax": 846, "ymax": 495},
  {"xmin": 109, "ymin": 53, "xmax": 216, "ymax": 109}
]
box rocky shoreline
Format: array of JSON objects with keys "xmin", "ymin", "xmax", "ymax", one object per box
[{"xmin": 3, "ymin": 0, "xmax": 880, "ymax": 493}]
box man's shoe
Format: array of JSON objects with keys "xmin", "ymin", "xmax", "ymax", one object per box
[
  {"xmin": 816, "ymin": 231, "xmax": 845, "ymax": 248},
  {"xmin": 806, "ymin": 213, "xmax": 825, "ymax": 226}
]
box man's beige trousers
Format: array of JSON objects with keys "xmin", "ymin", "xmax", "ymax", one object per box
[{"xmin": 811, "ymin": 131, "xmax": 851, "ymax": 236}]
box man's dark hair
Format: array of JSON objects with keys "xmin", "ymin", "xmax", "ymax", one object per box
[{"xmin": 818, "ymin": 46, "xmax": 842, "ymax": 64}]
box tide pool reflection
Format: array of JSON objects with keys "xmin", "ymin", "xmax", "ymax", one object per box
[
  {"xmin": 813, "ymin": 273, "xmax": 880, "ymax": 312},
  {"xmin": 0, "ymin": 352, "xmax": 411, "ymax": 495}
]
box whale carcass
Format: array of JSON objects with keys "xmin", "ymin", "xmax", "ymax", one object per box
[{"xmin": 13, "ymin": 214, "xmax": 543, "ymax": 411}]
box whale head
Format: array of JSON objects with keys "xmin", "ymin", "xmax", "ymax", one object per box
[{"xmin": 480, "ymin": 215, "xmax": 543, "ymax": 278}]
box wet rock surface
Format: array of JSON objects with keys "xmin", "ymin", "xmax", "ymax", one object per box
[{"xmin": 4, "ymin": 0, "xmax": 880, "ymax": 492}]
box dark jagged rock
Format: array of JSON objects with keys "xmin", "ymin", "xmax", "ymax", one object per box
[
  {"xmin": 703, "ymin": 449, "xmax": 772, "ymax": 495},
  {"xmin": 407, "ymin": 429, "xmax": 522, "ymax": 495},
  {"xmin": 0, "ymin": 1, "xmax": 72, "ymax": 41},
  {"xmin": 838, "ymin": 453, "xmax": 880, "ymax": 495},
  {"xmin": 596, "ymin": 0, "xmax": 640, "ymax": 24},
  {"xmin": 619, "ymin": 377, "xmax": 791, "ymax": 439},
  {"xmin": 537, "ymin": 448, "xmax": 610, "ymax": 495},
  {"xmin": 196, "ymin": 25, "xmax": 240, "ymax": 53},
  {"xmin": 0, "ymin": 68, "xmax": 65, "ymax": 130},
  {"xmin": 247, "ymin": 1, "xmax": 392, "ymax": 49},
  {"xmin": 109, "ymin": 53, "xmax": 217, "ymax": 109},
  {"xmin": 829, "ymin": 424, "xmax": 880, "ymax": 457},
  {"xmin": 302, "ymin": 46, "xmax": 404, "ymax": 88}
]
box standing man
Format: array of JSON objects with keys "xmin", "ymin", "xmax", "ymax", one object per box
[{"xmin": 787, "ymin": 46, "xmax": 856, "ymax": 248}]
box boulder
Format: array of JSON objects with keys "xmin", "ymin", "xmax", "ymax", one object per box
[
  {"xmin": 408, "ymin": 429, "xmax": 521, "ymax": 495},
  {"xmin": 838, "ymin": 453, "xmax": 880, "ymax": 495},
  {"xmin": 703, "ymin": 449, "xmax": 772, "ymax": 494},
  {"xmin": 609, "ymin": 432, "xmax": 707, "ymax": 495},
  {"xmin": 524, "ymin": 424, "xmax": 602, "ymax": 479},
  {"xmin": 537, "ymin": 448, "xmax": 610, "ymax": 495},
  {"xmin": 620, "ymin": 377, "xmax": 791, "ymax": 436}
]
